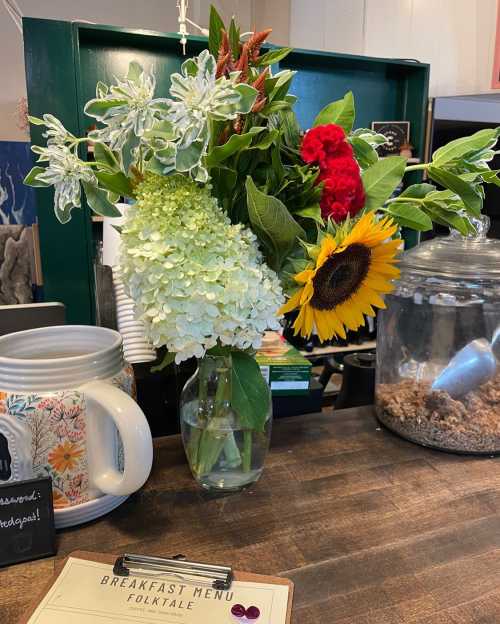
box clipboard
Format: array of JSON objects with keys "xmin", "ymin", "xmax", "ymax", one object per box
[{"xmin": 18, "ymin": 550, "xmax": 294, "ymax": 623}]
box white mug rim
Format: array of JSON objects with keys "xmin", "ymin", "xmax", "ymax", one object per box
[{"xmin": 0, "ymin": 325, "xmax": 122, "ymax": 367}]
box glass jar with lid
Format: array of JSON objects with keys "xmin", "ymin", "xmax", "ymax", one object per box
[{"xmin": 375, "ymin": 218, "xmax": 500, "ymax": 453}]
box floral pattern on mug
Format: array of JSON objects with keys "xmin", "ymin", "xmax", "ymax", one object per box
[
  {"xmin": 1, "ymin": 366, "xmax": 136, "ymax": 508},
  {"xmin": 3, "ymin": 391, "xmax": 89, "ymax": 507}
]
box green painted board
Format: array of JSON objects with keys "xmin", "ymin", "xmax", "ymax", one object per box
[
  {"xmin": 23, "ymin": 19, "xmax": 96, "ymax": 324},
  {"xmin": 23, "ymin": 20, "xmax": 429, "ymax": 325}
]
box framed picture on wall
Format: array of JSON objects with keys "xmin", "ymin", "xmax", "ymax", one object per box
[
  {"xmin": 371, "ymin": 121, "xmax": 410, "ymax": 157},
  {"xmin": 492, "ymin": 0, "xmax": 500, "ymax": 88}
]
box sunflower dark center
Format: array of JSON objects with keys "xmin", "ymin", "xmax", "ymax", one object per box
[{"xmin": 310, "ymin": 243, "xmax": 371, "ymax": 310}]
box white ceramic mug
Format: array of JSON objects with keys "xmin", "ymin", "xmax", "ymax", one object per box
[{"xmin": 0, "ymin": 325, "xmax": 153, "ymax": 509}]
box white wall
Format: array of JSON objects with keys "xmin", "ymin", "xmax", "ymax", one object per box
[
  {"xmin": 290, "ymin": 0, "xmax": 498, "ymax": 98},
  {"xmin": 2, "ymin": 0, "xmax": 498, "ymax": 140},
  {"xmin": 0, "ymin": 0, "xmax": 256, "ymax": 141}
]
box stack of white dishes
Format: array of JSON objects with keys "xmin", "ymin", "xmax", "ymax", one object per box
[
  {"xmin": 112, "ymin": 268, "xmax": 156, "ymax": 364},
  {"xmin": 103, "ymin": 207, "xmax": 156, "ymax": 364},
  {"xmin": 112, "ymin": 267, "xmax": 156, "ymax": 364}
]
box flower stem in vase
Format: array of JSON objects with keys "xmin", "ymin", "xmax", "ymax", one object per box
[
  {"xmin": 242, "ymin": 430, "xmax": 252, "ymax": 473},
  {"xmin": 193, "ymin": 356, "xmax": 235, "ymax": 478}
]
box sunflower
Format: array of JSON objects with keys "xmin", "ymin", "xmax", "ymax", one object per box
[
  {"xmin": 279, "ymin": 212, "xmax": 401, "ymax": 341},
  {"xmin": 48, "ymin": 441, "xmax": 84, "ymax": 473}
]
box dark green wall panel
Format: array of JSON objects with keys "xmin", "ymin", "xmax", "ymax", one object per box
[{"xmin": 24, "ymin": 18, "xmax": 95, "ymax": 324}]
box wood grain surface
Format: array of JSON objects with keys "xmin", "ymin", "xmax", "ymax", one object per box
[{"xmin": 2, "ymin": 406, "xmax": 500, "ymax": 623}]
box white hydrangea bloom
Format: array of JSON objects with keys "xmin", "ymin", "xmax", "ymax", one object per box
[{"xmin": 119, "ymin": 174, "xmax": 284, "ymax": 363}]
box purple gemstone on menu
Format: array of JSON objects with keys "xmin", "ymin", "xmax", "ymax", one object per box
[
  {"xmin": 246, "ymin": 606, "xmax": 261, "ymax": 620},
  {"xmin": 231, "ymin": 604, "xmax": 246, "ymax": 618}
]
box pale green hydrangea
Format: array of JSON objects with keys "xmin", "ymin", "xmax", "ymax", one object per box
[{"xmin": 119, "ymin": 174, "xmax": 284, "ymax": 363}]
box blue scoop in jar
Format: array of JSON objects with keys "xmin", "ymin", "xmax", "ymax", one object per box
[{"xmin": 431, "ymin": 333, "xmax": 498, "ymax": 399}]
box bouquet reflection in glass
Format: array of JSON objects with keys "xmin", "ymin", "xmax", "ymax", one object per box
[{"xmin": 181, "ymin": 355, "xmax": 271, "ymax": 491}]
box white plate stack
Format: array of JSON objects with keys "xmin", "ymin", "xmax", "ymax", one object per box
[
  {"xmin": 104, "ymin": 207, "xmax": 157, "ymax": 364},
  {"xmin": 111, "ymin": 270, "xmax": 156, "ymax": 365}
]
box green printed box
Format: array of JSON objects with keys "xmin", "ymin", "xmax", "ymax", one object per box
[{"xmin": 256, "ymin": 334, "xmax": 312, "ymax": 396}]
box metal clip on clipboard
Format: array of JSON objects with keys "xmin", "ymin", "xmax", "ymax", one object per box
[{"xmin": 113, "ymin": 553, "xmax": 234, "ymax": 591}]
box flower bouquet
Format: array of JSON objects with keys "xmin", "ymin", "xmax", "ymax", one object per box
[{"xmin": 25, "ymin": 6, "xmax": 500, "ymax": 490}]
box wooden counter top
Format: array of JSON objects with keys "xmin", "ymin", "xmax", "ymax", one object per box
[{"xmin": 2, "ymin": 406, "xmax": 500, "ymax": 623}]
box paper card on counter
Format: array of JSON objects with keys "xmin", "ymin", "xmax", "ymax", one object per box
[{"xmin": 28, "ymin": 557, "xmax": 290, "ymax": 623}]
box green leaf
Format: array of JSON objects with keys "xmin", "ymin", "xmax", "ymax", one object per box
[
  {"xmin": 231, "ymin": 351, "xmax": 270, "ymax": 432},
  {"xmin": 23, "ymin": 166, "xmax": 50, "ymax": 188},
  {"xmin": 81, "ymin": 181, "xmax": 122, "ymax": 218},
  {"xmin": 313, "ymin": 91, "xmax": 355, "ymax": 133},
  {"xmin": 234, "ymin": 83, "xmax": 259, "ymax": 114},
  {"xmin": 151, "ymin": 351, "xmax": 175, "ymax": 373},
  {"xmin": 84, "ymin": 98, "xmax": 128, "ymax": 118},
  {"xmin": 268, "ymin": 70, "xmax": 296, "ymax": 102},
  {"xmin": 95, "ymin": 171, "xmax": 134, "ymax": 198},
  {"xmin": 276, "ymin": 109, "xmax": 301, "ymax": 149},
  {"xmin": 93, "ymin": 142, "xmax": 120, "ymax": 172},
  {"xmin": 143, "ymin": 120, "xmax": 175, "ymax": 141},
  {"xmin": 260, "ymin": 101, "xmax": 291, "ymax": 116},
  {"xmin": 255, "ymin": 47, "xmax": 293, "ymax": 67},
  {"xmin": 294, "ymin": 204, "xmax": 323, "ymax": 225},
  {"xmin": 432, "ymin": 128, "xmax": 500, "ymax": 166},
  {"xmin": 425, "ymin": 205, "xmax": 473, "ymax": 236},
  {"xmin": 122, "ymin": 131, "xmax": 140, "ymax": 173},
  {"xmin": 210, "ymin": 166, "xmax": 237, "ymax": 201},
  {"xmin": 361, "ymin": 156, "xmax": 406, "ymax": 211},
  {"xmin": 352, "ymin": 128, "xmax": 388, "ymax": 146},
  {"xmin": 384, "ymin": 202, "xmax": 433, "ymax": 231},
  {"xmin": 249, "ymin": 129, "xmax": 280, "ymax": 150},
  {"xmin": 176, "ymin": 139, "xmax": 205, "ymax": 172},
  {"xmin": 127, "ymin": 61, "xmax": 144, "ymax": 84},
  {"xmin": 145, "ymin": 156, "xmax": 166, "ymax": 176},
  {"xmin": 427, "ymin": 166, "xmax": 482, "ymax": 216},
  {"xmin": 106, "ymin": 191, "xmax": 120, "ymax": 204},
  {"xmin": 96, "ymin": 81, "xmax": 108, "ymax": 98},
  {"xmin": 208, "ymin": 5, "xmax": 225, "ymax": 56},
  {"xmin": 205, "ymin": 127, "xmax": 265, "ymax": 167},
  {"xmin": 228, "ymin": 18, "xmax": 240, "ymax": 58},
  {"xmin": 246, "ymin": 176, "xmax": 305, "ymax": 271},
  {"xmin": 27, "ymin": 115, "xmax": 45, "ymax": 126},
  {"xmin": 399, "ymin": 183, "xmax": 436, "ymax": 199},
  {"xmin": 350, "ymin": 137, "xmax": 378, "ymax": 169}
]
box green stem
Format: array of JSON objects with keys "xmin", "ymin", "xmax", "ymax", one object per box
[
  {"xmin": 385, "ymin": 196, "xmax": 424, "ymax": 205},
  {"xmin": 193, "ymin": 356, "xmax": 232, "ymax": 477},
  {"xmin": 404, "ymin": 163, "xmax": 429, "ymax": 172},
  {"xmin": 242, "ymin": 430, "xmax": 252, "ymax": 473}
]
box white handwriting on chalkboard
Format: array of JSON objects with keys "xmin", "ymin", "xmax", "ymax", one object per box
[
  {"xmin": 0, "ymin": 490, "xmax": 41, "ymax": 506},
  {"xmin": 0, "ymin": 508, "xmax": 40, "ymax": 530}
]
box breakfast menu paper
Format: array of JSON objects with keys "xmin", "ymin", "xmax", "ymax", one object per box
[{"xmin": 27, "ymin": 557, "xmax": 290, "ymax": 623}]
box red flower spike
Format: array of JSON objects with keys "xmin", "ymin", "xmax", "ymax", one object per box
[{"xmin": 246, "ymin": 28, "xmax": 272, "ymax": 63}]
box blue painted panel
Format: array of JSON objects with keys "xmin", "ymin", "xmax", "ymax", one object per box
[{"xmin": 0, "ymin": 141, "xmax": 37, "ymax": 225}]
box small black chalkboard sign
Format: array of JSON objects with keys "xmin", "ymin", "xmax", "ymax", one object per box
[{"xmin": 0, "ymin": 477, "xmax": 56, "ymax": 567}]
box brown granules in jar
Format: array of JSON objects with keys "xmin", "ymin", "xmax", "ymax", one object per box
[{"xmin": 376, "ymin": 373, "xmax": 500, "ymax": 453}]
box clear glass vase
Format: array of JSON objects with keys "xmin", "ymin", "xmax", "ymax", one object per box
[{"xmin": 180, "ymin": 354, "xmax": 272, "ymax": 491}]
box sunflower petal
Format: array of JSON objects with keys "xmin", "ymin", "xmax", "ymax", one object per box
[
  {"xmin": 278, "ymin": 289, "xmax": 302, "ymax": 315},
  {"xmin": 294, "ymin": 269, "xmax": 315, "ymax": 284},
  {"xmin": 316, "ymin": 235, "xmax": 337, "ymax": 267}
]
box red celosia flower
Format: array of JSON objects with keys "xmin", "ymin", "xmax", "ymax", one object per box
[
  {"xmin": 318, "ymin": 156, "xmax": 366, "ymax": 222},
  {"xmin": 301, "ymin": 124, "xmax": 353, "ymax": 167},
  {"xmin": 300, "ymin": 124, "xmax": 366, "ymax": 222}
]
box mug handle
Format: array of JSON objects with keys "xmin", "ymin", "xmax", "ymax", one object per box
[{"xmin": 82, "ymin": 380, "xmax": 153, "ymax": 497}]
